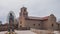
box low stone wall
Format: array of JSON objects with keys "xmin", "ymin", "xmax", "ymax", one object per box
[{"xmin": 30, "ymin": 28, "xmax": 60, "ymax": 34}]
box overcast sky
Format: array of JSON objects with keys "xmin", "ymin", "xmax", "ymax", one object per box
[{"xmin": 0, "ymin": 0, "xmax": 60, "ymax": 24}]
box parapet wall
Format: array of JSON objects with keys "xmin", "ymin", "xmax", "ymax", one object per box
[{"xmin": 30, "ymin": 28, "xmax": 60, "ymax": 34}]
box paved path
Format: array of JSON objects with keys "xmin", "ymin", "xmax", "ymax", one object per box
[{"xmin": 0, "ymin": 30, "xmax": 36, "ymax": 34}]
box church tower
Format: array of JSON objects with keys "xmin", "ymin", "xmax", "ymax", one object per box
[
  {"xmin": 20, "ymin": 7, "xmax": 28, "ymax": 18},
  {"xmin": 18, "ymin": 7, "xmax": 28, "ymax": 29}
]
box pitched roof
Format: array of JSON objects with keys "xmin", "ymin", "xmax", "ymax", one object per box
[{"xmin": 26, "ymin": 16, "xmax": 49, "ymax": 21}]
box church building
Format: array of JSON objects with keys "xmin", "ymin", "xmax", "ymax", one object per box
[{"xmin": 18, "ymin": 7, "xmax": 60, "ymax": 30}]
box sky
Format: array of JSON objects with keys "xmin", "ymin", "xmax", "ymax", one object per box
[{"xmin": 0, "ymin": 0, "xmax": 60, "ymax": 24}]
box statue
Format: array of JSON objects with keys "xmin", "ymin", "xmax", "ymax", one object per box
[
  {"xmin": 8, "ymin": 13, "xmax": 14, "ymax": 32},
  {"xmin": 6, "ymin": 11, "xmax": 16, "ymax": 34}
]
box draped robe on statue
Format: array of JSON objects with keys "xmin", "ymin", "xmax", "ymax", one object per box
[{"xmin": 8, "ymin": 13, "xmax": 14, "ymax": 32}]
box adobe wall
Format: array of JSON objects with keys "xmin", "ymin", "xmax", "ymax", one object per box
[
  {"xmin": 25, "ymin": 19, "xmax": 43, "ymax": 29},
  {"xmin": 30, "ymin": 28, "xmax": 60, "ymax": 34}
]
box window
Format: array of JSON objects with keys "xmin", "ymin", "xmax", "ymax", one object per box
[
  {"xmin": 38, "ymin": 24, "xmax": 40, "ymax": 26},
  {"xmin": 33, "ymin": 24, "xmax": 35, "ymax": 26},
  {"xmin": 20, "ymin": 21, "xmax": 22, "ymax": 24},
  {"xmin": 52, "ymin": 24, "xmax": 53, "ymax": 27},
  {"xmin": 20, "ymin": 25, "xmax": 22, "ymax": 27},
  {"xmin": 24, "ymin": 9, "xmax": 26, "ymax": 11},
  {"xmin": 58, "ymin": 24, "xmax": 59, "ymax": 28}
]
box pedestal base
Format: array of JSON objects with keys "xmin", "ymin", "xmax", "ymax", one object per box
[{"xmin": 5, "ymin": 32, "xmax": 16, "ymax": 34}]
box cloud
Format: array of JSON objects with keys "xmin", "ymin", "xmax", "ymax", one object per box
[{"xmin": 0, "ymin": 0, "xmax": 60, "ymax": 23}]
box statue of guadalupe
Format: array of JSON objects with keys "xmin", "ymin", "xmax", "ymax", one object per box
[{"xmin": 8, "ymin": 11, "xmax": 15, "ymax": 32}]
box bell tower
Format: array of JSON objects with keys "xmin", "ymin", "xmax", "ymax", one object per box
[
  {"xmin": 18, "ymin": 7, "xmax": 28, "ymax": 29},
  {"xmin": 20, "ymin": 7, "xmax": 28, "ymax": 18}
]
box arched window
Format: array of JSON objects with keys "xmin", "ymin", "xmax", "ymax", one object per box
[{"xmin": 24, "ymin": 9, "xmax": 26, "ymax": 11}]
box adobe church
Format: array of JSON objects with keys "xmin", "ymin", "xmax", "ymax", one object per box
[{"xmin": 18, "ymin": 7, "xmax": 60, "ymax": 30}]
